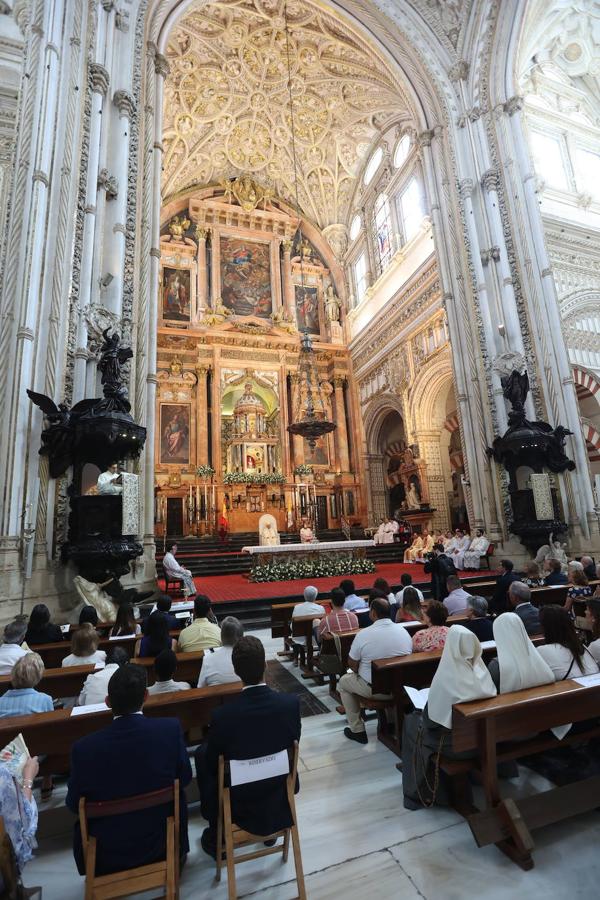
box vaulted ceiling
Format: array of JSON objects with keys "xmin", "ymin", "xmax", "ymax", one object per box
[{"xmin": 162, "ymin": 0, "xmax": 414, "ymax": 229}]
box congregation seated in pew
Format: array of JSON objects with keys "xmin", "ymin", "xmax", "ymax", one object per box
[
  {"xmin": 401, "ymin": 626, "xmax": 497, "ymax": 810},
  {"xmin": 491, "ymin": 558, "xmax": 519, "ymax": 614},
  {"xmin": 394, "ymin": 573, "xmax": 424, "ymax": 609},
  {"xmin": 25, "ymin": 604, "xmax": 64, "ymax": 646},
  {"xmin": 197, "ymin": 616, "xmax": 243, "ymax": 687},
  {"xmin": 585, "ymin": 599, "xmax": 600, "ymax": 664},
  {"xmin": 195, "ymin": 635, "xmax": 301, "ymax": 860},
  {"xmin": 521, "ymin": 561, "xmax": 545, "ymax": 588},
  {"xmin": 0, "ymin": 653, "xmax": 53, "ymax": 718},
  {"xmin": 78, "ymin": 606, "xmax": 99, "ymax": 628},
  {"xmin": 411, "ymin": 601, "xmax": 449, "ymax": 653},
  {"xmin": 0, "ymin": 753, "xmax": 39, "ymax": 883},
  {"xmin": 135, "ymin": 610, "xmax": 177, "ymax": 658},
  {"xmin": 78, "ymin": 646, "xmax": 129, "ymax": 706},
  {"xmin": 537, "ymin": 605, "xmax": 599, "ymax": 679},
  {"xmin": 340, "ymin": 579, "xmax": 367, "ymax": 613},
  {"xmin": 564, "ymin": 565, "xmax": 593, "ymax": 615},
  {"xmin": 155, "ymin": 593, "xmax": 181, "ymax": 630},
  {"xmin": 62, "ymin": 623, "xmax": 106, "ymax": 669},
  {"xmin": 543, "ymin": 557, "xmax": 568, "ymax": 586},
  {"xmin": 147, "ymin": 649, "xmax": 191, "ymax": 695},
  {"xmin": 443, "ymin": 575, "xmax": 471, "ymax": 616},
  {"xmin": 291, "ymin": 586, "xmax": 325, "ymax": 648},
  {"xmin": 66, "ymin": 663, "xmax": 193, "ymax": 877},
  {"xmin": 0, "ymin": 620, "xmax": 29, "ymax": 675},
  {"xmin": 317, "ymin": 588, "xmax": 358, "ymax": 640},
  {"xmin": 109, "ymin": 602, "xmax": 141, "ymax": 638},
  {"xmin": 462, "ymin": 595, "xmax": 494, "ymax": 641},
  {"xmin": 339, "ymin": 597, "xmax": 412, "ymax": 745},
  {"xmin": 177, "ymin": 595, "xmax": 221, "ymax": 653},
  {"xmin": 508, "ymin": 581, "xmax": 541, "ymax": 635}
]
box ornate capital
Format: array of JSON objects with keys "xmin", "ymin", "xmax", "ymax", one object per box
[
  {"xmin": 97, "ymin": 168, "xmax": 118, "ymax": 200},
  {"xmin": 196, "ymin": 365, "xmax": 210, "ymax": 377},
  {"xmin": 195, "ymin": 225, "xmax": 209, "ymax": 242},
  {"xmin": 481, "ymin": 168, "xmax": 499, "ymax": 193},
  {"xmin": 115, "ymin": 8, "xmax": 129, "ymax": 31},
  {"xmin": 448, "ymin": 59, "xmax": 469, "ymax": 82},
  {"xmin": 154, "ymin": 53, "xmax": 170, "ymax": 78},
  {"xmin": 12, "ymin": 0, "xmax": 30, "ymax": 33},
  {"xmin": 504, "ymin": 95, "xmax": 524, "ymax": 116},
  {"xmin": 150, "ymin": 247, "xmax": 161, "ymax": 259},
  {"xmin": 281, "ymin": 239, "xmax": 293, "ymax": 254},
  {"xmin": 113, "ymin": 89, "xmax": 136, "ymax": 117},
  {"xmin": 89, "ymin": 62, "xmax": 110, "ymax": 96},
  {"xmin": 333, "ymin": 376, "xmax": 346, "ymax": 389},
  {"xmin": 418, "ymin": 129, "xmax": 434, "ymax": 148},
  {"xmin": 459, "ymin": 178, "xmax": 474, "ymax": 199}
]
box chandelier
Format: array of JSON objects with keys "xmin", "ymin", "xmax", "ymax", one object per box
[{"xmin": 283, "ymin": 2, "xmax": 336, "ymax": 450}]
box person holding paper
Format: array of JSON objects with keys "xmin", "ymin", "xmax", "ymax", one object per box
[
  {"xmin": 486, "ymin": 613, "xmax": 553, "ymax": 692},
  {"xmin": 195, "ymin": 635, "xmax": 300, "ymax": 860},
  {"xmin": 66, "ymin": 663, "xmax": 192, "ymax": 876},
  {"xmin": 536, "ymin": 605, "xmax": 599, "ymax": 680},
  {"xmin": 401, "ymin": 626, "xmax": 497, "ymax": 809},
  {"xmin": 0, "ymin": 753, "xmax": 39, "ymax": 875},
  {"xmin": 339, "ymin": 598, "xmax": 412, "ymax": 745}
]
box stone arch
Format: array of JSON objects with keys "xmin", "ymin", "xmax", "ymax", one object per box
[
  {"xmin": 406, "ymin": 352, "xmax": 454, "ymax": 436},
  {"xmin": 363, "ymin": 394, "xmax": 406, "ymax": 457},
  {"xmin": 573, "ymin": 366, "xmax": 600, "ymax": 402}
]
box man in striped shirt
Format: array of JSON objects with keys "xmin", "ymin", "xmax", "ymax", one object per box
[{"xmin": 318, "ymin": 588, "xmax": 359, "ymax": 639}]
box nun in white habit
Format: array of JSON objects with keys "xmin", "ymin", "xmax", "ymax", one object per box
[
  {"xmin": 402, "ymin": 626, "xmax": 497, "ymax": 809},
  {"xmin": 487, "ymin": 613, "xmax": 554, "ymax": 693}
]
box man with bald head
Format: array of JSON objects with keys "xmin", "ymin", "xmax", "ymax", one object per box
[{"xmin": 338, "ymin": 597, "xmax": 411, "ymax": 744}]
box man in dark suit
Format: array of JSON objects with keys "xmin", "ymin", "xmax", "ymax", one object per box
[
  {"xmin": 66, "ymin": 663, "xmax": 192, "ymax": 876},
  {"xmin": 423, "ymin": 544, "xmax": 456, "ymax": 601},
  {"xmin": 195, "ymin": 635, "xmax": 301, "ymax": 858},
  {"xmin": 490, "ymin": 558, "xmax": 519, "ymax": 614},
  {"xmin": 581, "ymin": 556, "xmax": 597, "ymax": 581},
  {"xmin": 509, "ymin": 581, "xmax": 541, "ymax": 635},
  {"xmin": 543, "ymin": 559, "xmax": 568, "ymax": 586}
]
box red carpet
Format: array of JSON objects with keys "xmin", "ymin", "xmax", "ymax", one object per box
[{"xmin": 157, "ymin": 562, "xmax": 499, "ymax": 604}]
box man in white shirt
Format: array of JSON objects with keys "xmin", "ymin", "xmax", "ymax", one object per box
[
  {"xmin": 162, "ymin": 543, "xmax": 197, "ymax": 597},
  {"xmin": 0, "ymin": 620, "xmax": 29, "ymax": 676},
  {"xmin": 198, "ymin": 617, "xmax": 243, "ymax": 688},
  {"xmin": 443, "ymin": 575, "xmax": 471, "ymax": 616},
  {"xmin": 147, "ymin": 649, "xmax": 191, "ymax": 695},
  {"xmin": 395, "ymin": 574, "xmax": 424, "ymax": 606},
  {"xmin": 78, "ymin": 646, "xmax": 129, "ymax": 706},
  {"xmin": 97, "ymin": 463, "xmax": 123, "ymax": 495},
  {"xmin": 338, "ymin": 598, "xmax": 412, "ymax": 743},
  {"xmin": 291, "ymin": 586, "xmax": 325, "ymax": 647}
]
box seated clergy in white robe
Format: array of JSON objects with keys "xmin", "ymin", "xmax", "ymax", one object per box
[
  {"xmin": 382, "ymin": 519, "xmax": 397, "ymax": 544},
  {"xmin": 448, "ymin": 530, "xmax": 470, "ymax": 570},
  {"xmin": 374, "ymin": 520, "xmax": 386, "ymax": 545},
  {"xmin": 463, "ymin": 530, "xmax": 489, "ymax": 570},
  {"xmin": 163, "ymin": 544, "xmax": 197, "ymax": 597},
  {"xmin": 414, "ymin": 531, "xmax": 435, "ymax": 562},
  {"xmin": 261, "ymin": 522, "xmax": 280, "ymax": 546},
  {"xmin": 404, "ymin": 534, "xmax": 423, "ymax": 563},
  {"xmin": 300, "ymin": 522, "xmax": 315, "ymax": 543}
]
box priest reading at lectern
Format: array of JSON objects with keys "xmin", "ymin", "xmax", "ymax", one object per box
[{"xmin": 97, "ymin": 462, "xmax": 123, "ymax": 495}]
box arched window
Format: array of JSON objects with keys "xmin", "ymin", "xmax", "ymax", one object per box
[
  {"xmin": 364, "ymin": 147, "xmax": 383, "ymax": 185},
  {"xmin": 349, "ymin": 214, "xmax": 362, "ymax": 242},
  {"xmin": 398, "ymin": 177, "xmax": 423, "ymax": 243},
  {"xmin": 393, "ymin": 134, "xmax": 410, "ymax": 169},
  {"xmin": 373, "ymin": 192, "xmax": 393, "ymax": 271},
  {"xmin": 353, "ymin": 252, "xmax": 368, "ymax": 305}
]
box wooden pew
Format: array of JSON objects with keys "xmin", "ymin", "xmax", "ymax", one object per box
[
  {"xmin": 0, "ymin": 682, "xmax": 242, "ymax": 777},
  {"xmin": 450, "ymin": 677, "xmax": 600, "ymax": 870},
  {"xmin": 0, "ymin": 652, "xmax": 205, "ymax": 700},
  {"xmin": 370, "ymin": 636, "xmax": 545, "ymax": 757},
  {"xmin": 529, "ymin": 585, "xmax": 568, "ymax": 607},
  {"xmin": 29, "ymin": 630, "xmax": 189, "ymax": 670},
  {"xmin": 271, "ymin": 601, "xmax": 330, "ymax": 657}
]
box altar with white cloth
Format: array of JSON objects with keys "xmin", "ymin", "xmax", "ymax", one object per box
[{"xmin": 242, "ymin": 539, "xmax": 374, "ymax": 567}]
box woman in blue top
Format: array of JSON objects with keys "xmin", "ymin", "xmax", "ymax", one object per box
[
  {"xmin": 135, "ymin": 611, "xmax": 176, "ymax": 658},
  {"xmin": 0, "ymin": 653, "xmax": 53, "ymax": 718}
]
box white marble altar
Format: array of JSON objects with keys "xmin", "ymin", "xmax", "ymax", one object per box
[{"xmin": 242, "ymin": 539, "xmax": 374, "ymax": 555}]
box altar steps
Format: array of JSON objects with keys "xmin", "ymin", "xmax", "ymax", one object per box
[{"xmin": 156, "ymin": 528, "xmax": 408, "ymax": 578}]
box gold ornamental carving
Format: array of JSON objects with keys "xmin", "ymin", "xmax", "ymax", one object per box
[{"xmin": 220, "ymin": 175, "xmax": 273, "ymax": 212}]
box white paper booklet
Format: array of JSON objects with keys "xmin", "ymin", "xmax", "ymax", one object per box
[
  {"xmin": 404, "ymin": 686, "xmax": 429, "ymax": 710},
  {"xmin": 71, "ymin": 702, "xmax": 109, "ymax": 716}
]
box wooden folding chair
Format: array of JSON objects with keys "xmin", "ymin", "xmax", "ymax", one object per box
[
  {"xmin": 78, "ymin": 780, "xmax": 180, "ymax": 900},
  {"xmin": 215, "ymin": 742, "xmax": 306, "ymax": 900}
]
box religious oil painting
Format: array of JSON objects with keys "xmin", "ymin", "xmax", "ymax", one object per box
[
  {"xmin": 162, "ymin": 267, "xmax": 191, "ymax": 322},
  {"xmin": 220, "ymin": 237, "xmax": 272, "ymax": 318},
  {"xmin": 243, "ymin": 443, "xmax": 266, "ymax": 473},
  {"xmin": 160, "ymin": 403, "xmax": 190, "ymax": 465},
  {"xmin": 294, "ymin": 285, "xmax": 320, "ymax": 335},
  {"xmin": 304, "ymin": 435, "xmax": 329, "ymax": 467}
]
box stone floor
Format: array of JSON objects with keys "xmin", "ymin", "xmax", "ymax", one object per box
[{"xmin": 25, "ymin": 630, "xmax": 600, "ymax": 899}]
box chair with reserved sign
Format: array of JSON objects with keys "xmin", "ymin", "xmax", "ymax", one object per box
[{"xmin": 215, "ymin": 741, "xmax": 306, "ymax": 900}]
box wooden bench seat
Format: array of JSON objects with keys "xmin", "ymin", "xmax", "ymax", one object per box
[
  {"xmin": 0, "ymin": 652, "xmax": 205, "ymax": 700},
  {"xmin": 28, "ymin": 630, "xmax": 187, "ymax": 669},
  {"xmin": 449, "ymin": 676, "xmax": 600, "ymax": 870},
  {"xmin": 0, "ymin": 682, "xmax": 242, "ymax": 778}
]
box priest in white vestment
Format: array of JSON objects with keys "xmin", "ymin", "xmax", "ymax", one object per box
[
  {"xmin": 382, "ymin": 518, "xmax": 397, "ymax": 544},
  {"xmin": 404, "ymin": 534, "xmax": 423, "ymax": 563},
  {"xmin": 97, "ymin": 463, "xmax": 122, "ymax": 495},
  {"xmin": 261, "ymin": 522, "xmax": 280, "ymax": 546},
  {"xmin": 300, "ymin": 521, "xmax": 315, "ymax": 543},
  {"xmin": 463, "ymin": 530, "xmax": 489, "ymax": 570},
  {"xmin": 163, "ymin": 543, "xmax": 197, "ymax": 597},
  {"xmin": 448, "ymin": 530, "xmax": 470, "ymax": 570},
  {"xmin": 414, "ymin": 530, "xmax": 435, "ymax": 562},
  {"xmin": 374, "ymin": 520, "xmax": 386, "ymax": 545}
]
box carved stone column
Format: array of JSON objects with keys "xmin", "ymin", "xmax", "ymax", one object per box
[
  {"xmin": 414, "ymin": 430, "xmax": 450, "ymax": 533},
  {"xmin": 196, "ymin": 365, "xmax": 210, "ymax": 465},
  {"xmin": 281, "ymin": 240, "xmax": 294, "ymax": 319},
  {"xmin": 333, "ymin": 376, "xmax": 350, "ymax": 473},
  {"xmin": 196, "ymin": 226, "xmax": 209, "ymax": 315},
  {"xmin": 290, "ymin": 374, "xmax": 304, "ymax": 467}
]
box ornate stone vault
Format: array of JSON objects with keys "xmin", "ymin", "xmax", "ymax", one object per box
[{"xmin": 162, "ymin": 0, "xmax": 413, "ymax": 227}]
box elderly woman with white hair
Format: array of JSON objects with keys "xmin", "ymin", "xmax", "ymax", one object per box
[
  {"xmin": 0, "ymin": 653, "xmax": 53, "ymax": 719},
  {"xmin": 401, "ymin": 626, "xmax": 497, "ymax": 809},
  {"xmin": 0, "ymin": 619, "xmax": 29, "ymax": 676}
]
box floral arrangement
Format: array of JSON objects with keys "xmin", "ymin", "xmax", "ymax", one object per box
[
  {"xmin": 293, "ymin": 464, "xmax": 313, "ymax": 476},
  {"xmin": 249, "ymin": 555, "xmax": 375, "ymax": 583},
  {"xmin": 223, "ymin": 471, "xmax": 286, "ymax": 485},
  {"xmin": 196, "ymin": 465, "xmax": 215, "ymax": 478}
]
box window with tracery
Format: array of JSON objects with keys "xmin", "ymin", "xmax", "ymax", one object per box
[
  {"xmin": 373, "ymin": 192, "xmax": 393, "ymax": 273},
  {"xmin": 353, "ymin": 252, "xmax": 368, "ymax": 305},
  {"xmin": 398, "ymin": 177, "xmax": 423, "ymax": 244}
]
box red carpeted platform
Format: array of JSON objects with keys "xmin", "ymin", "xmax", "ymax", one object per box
[{"xmin": 157, "ymin": 562, "xmax": 499, "ymax": 604}]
